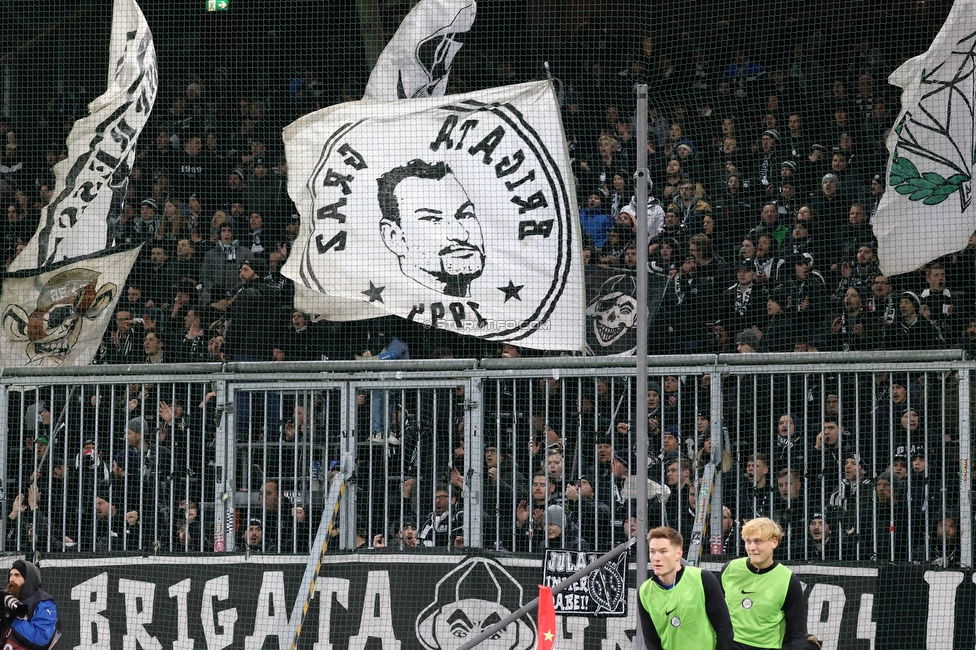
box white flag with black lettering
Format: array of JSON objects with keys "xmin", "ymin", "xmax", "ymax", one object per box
[
  {"xmin": 283, "ymin": 81, "xmax": 584, "ymax": 351},
  {"xmin": 365, "ymin": 0, "xmax": 475, "ymax": 100},
  {"xmin": 0, "ymin": 246, "xmax": 141, "ymax": 367},
  {"xmin": 10, "ymin": 0, "xmax": 157, "ymax": 270},
  {"xmin": 874, "ymin": 0, "xmax": 976, "ymax": 276}
]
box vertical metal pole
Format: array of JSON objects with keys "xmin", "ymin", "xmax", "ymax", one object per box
[
  {"xmin": 340, "ymin": 382, "xmax": 357, "ymax": 550},
  {"xmin": 634, "ymin": 84, "xmax": 650, "ymax": 609},
  {"xmin": 465, "ymin": 376, "xmax": 484, "ymax": 548},
  {"xmin": 214, "ymin": 379, "xmax": 235, "ymax": 552},
  {"xmin": 958, "ymin": 367, "xmax": 971, "ymax": 566},
  {"xmin": 709, "ymin": 371, "xmax": 725, "ymax": 554}
]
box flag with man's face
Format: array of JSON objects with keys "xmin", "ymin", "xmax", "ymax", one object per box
[
  {"xmin": 282, "ymin": 81, "xmax": 585, "ymax": 351},
  {"xmin": 873, "ymin": 1, "xmax": 976, "ymax": 276}
]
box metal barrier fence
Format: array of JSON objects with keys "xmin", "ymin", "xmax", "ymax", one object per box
[{"xmin": 0, "ymin": 352, "xmax": 971, "ymax": 567}]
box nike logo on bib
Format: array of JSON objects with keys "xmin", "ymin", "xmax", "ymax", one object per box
[
  {"xmin": 665, "ymin": 607, "xmax": 677, "ymax": 616},
  {"xmin": 740, "ymin": 589, "xmax": 755, "ymax": 594}
]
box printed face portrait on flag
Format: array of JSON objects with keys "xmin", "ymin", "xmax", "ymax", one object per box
[
  {"xmin": 283, "ymin": 81, "xmax": 584, "ymax": 351},
  {"xmin": 377, "ymin": 159, "xmax": 486, "ymax": 297}
]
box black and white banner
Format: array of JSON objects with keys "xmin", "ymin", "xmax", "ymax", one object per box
[
  {"xmin": 543, "ymin": 550, "xmax": 629, "ymax": 616},
  {"xmin": 283, "ymin": 81, "xmax": 584, "ymax": 351},
  {"xmin": 365, "ymin": 0, "xmax": 476, "ymax": 100},
  {"xmin": 0, "ymin": 246, "xmax": 141, "ymax": 366},
  {"xmin": 19, "ymin": 553, "xmax": 955, "ymax": 650},
  {"xmin": 10, "ymin": 0, "xmax": 157, "ymax": 270}
]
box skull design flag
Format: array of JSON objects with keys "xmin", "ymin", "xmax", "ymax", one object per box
[
  {"xmin": 1, "ymin": 0, "xmax": 154, "ymax": 367},
  {"xmin": 283, "ymin": 81, "xmax": 585, "ymax": 351},
  {"xmin": 0, "ymin": 246, "xmax": 141, "ymax": 367}
]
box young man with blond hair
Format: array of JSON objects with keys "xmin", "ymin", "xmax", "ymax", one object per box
[
  {"xmin": 638, "ymin": 526, "xmax": 733, "ymax": 650},
  {"xmin": 720, "ymin": 517, "xmax": 807, "ymax": 650}
]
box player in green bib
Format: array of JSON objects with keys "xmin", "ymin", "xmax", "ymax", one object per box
[
  {"xmin": 638, "ymin": 526, "xmax": 733, "ymax": 650},
  {"xmin": 721, "ymin": 517, "xmax": 807, "ymax": 650}
]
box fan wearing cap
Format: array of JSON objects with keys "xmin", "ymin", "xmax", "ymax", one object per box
[
  {"xmin": 245, "ymin": 518, "xmax": 264, "ymax": 551},
  {"xmin": 873, "ymin": 472, "xmax": 910, "ymax": 562},
  {"xmin": 780, "ymin": 253, "xmax": 827, "ymax": 340},
  {"xmin": 610, "ymin": 448, "xmax": 670, "ymax": 536},
  {"xmin": 885, "ymin": 291, "xmax": 944, "ymax": 350},
  {"xmin": 723, "ymin": 260, "xmax": 768, "ymax": 337},
  {"xmin": 735, "ymin": 328, "xmax": 760, "ymax": 353},
  {"xmin": 0, "ymin": 559, "xmax": 60, "ymax": 650},
  {"xmin": 244, "ymin": 155, "xmax": 278, "ymax": 218},
  {"xmin": 811, "ymin": 172, "xmax": 850, "ymax": 241},
  {"xmin": 867, "ymin": 173, "xmax": 885, "ymax": 221},
  {"xmin": 806, "ymin": 513, "xmax": 837, "ymax": 560},
  {"xmin": 565, "ymin": 472, "xmax": 612, "ymax": 550},
  {"xmin": 713, "ymin": 172, "xmax": 754, "ymax": 244},
  {"xmin": 756, "ymin": 129, "xmax": 781, "ymax": 196},
  {"xmin": 222, "ymin": 257, "xmax": 278, "ymax": 361},
  {"xmin": 907, "ymin": 445, "xmax": 951, "ymax": 542},
  {"xmin": 827, "ymin": 452, "xmax": 873, "ymax": 554},
  {"xmin": 774, "ymin": 175, "xmax": 801, "ymax": 220},
  {"xmin": 130, "ymin": 198, "xmax": 161, "ymax": 241},
  {"xmin": 199, "ymin": 223, "xmax": 255, "ymax": 305}
]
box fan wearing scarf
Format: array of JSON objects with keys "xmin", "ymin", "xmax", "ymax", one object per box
[{"xmin": 0, "ymin": 560, "xmax": 60, "ymax": 650}]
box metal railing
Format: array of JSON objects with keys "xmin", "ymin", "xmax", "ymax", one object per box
[{"xmin": 0, "ymin": 351, "xmax": 970, "ymax": 566}]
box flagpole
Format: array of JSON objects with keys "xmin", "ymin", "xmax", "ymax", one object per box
[
  {"xmin": 633, "ymin": 83, "xmax": 650, "ymax": 650},
  {"xmin": 453, "ymin": 538, "xmax": 636, "ymax": 650}
]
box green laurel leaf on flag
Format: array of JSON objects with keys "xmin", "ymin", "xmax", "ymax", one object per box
[{"xmin": 888, "ymin": 152, "xmax": 969, "ymax": 205}]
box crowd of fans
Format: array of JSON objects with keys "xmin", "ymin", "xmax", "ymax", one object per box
[
  {"xmin": 0, "ymin": 5, "xmax": 965, "ymax": 561},
  {"xmin": 4, "ymin": 367, "xmax": 962, "ymax": 567}
]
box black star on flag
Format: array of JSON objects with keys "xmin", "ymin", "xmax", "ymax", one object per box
[
  {"xmin": 362, "ymin": 281, "xmax": 385, "ymax": 303},
  {"xmin": 498, "ymin": 280, "xmax": 524, "ymax": 302}
]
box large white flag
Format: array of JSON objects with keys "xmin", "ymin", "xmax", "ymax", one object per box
[
  {"xmin": 874, "ymin": 3, "xmax": 976, "ymax": 276},
  {"xmin": 10, "ymin": 0, "xmax": 157, "ymax": 270},
  {"xmin": 283, "ymin": 81, "xmax": 585, "ymax": 351},
  {"xmin": 0, "ymin": 246, "xmax": 142, "ymax": 367},
  {"xmin": 364, "ymin": 0, "xmax": 475, "ymax": 100}
]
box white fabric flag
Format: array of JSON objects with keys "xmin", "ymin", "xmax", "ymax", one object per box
[
  {"xmin": 364, "ymin": 0, "xmax": 476, "ymax": 100},
  {"xmin": 874, "ymin": 3, "xmax": 976, "ymax": 276},
  {"xmin": 283, "ymin": 81, "xmax": 584, "ymax": 351},
  {"xmin": 0, "ymin": 246, "xmax": 142, "ymax": 367},
  {"xmin": 10, "ymin": 0, "xmax": 157, "ymax": 271}
]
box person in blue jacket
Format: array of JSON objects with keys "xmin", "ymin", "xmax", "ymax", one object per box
[{"xmin": 0, "ymin": 559, "xmax": 60, "ymax": 649}]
